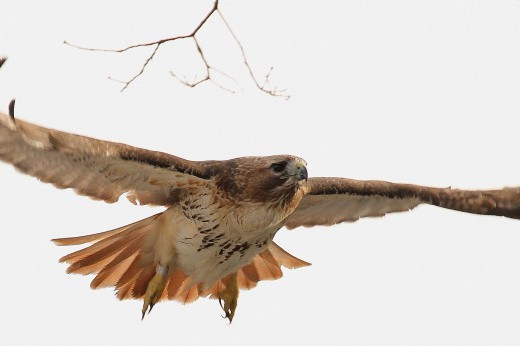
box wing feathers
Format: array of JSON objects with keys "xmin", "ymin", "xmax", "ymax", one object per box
[
  {"xmin": 433, "ymin": 187, "xmax": 520, "ymax": 218},
  {"xmin": 0, "ymin": 112, "xmax": 211, "ymax": 206},
  {"xmin": 285, "ymin": 177, "xmax": 520, "ymax": 229}
]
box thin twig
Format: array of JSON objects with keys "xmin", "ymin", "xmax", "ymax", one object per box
[
  {"xmin": 65, "ymin": 0, "xmax": 220, "ymax": 91},
  {"xmin": 64, "ymin": 0, "xmax": 288, "ymax": 98},
  {"xmin": 170, "ymin": 37, "xmax": 237, "ymax": 93},
  {"xmin": 119, "ymin": 44, "xmax": 161, "ymax": 91},
  {"xmin": 217, "ymin": 9, "xmax": 290, "ymax": 100},
  {"xmin": 64, "ymin": 1, "xmax": 219, "ymax": 54}
]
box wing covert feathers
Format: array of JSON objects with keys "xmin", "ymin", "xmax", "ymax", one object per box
[
  {"xmin": 285, "ymin": 177, "xmax": 520, "ymax": 229},
  {"xmin": 0, "ymin": 112, "xmax": 210, "ymax": 206},
  {"xmin": 55, "ymin": 213, "xmax": 310, "ymax": 304}
]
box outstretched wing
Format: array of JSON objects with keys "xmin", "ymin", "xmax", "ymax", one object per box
[
  {"xmin": 0, "ymin": 112, "xmax": 216, "ymax": 206},
  {"xmin": 284, "ymin": 177, "xmax": 520, "ymax": 229}
]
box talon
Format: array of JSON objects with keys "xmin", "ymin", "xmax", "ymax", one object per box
[
  {"xmin": 218, "ymin": 272, "xmax": 239, "ymax": 323},
  {"xmin": 218, "ymin": 297, "xmax": 228, "ymax": 319},
  {"xmin": 141, "ymin": 264, "xmax": 168, "ymax": 319}
]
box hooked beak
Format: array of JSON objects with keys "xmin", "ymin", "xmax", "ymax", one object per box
[
  {"xmin": 289, "ymin": 160, "xmax": 308, "ymax": 181},
  {"xmin": 299, "ymin": 165, "xmax": 308, "ymax": 181}
]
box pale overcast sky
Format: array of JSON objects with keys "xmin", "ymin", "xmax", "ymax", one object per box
[{"xmin": 1, "ymin": 1, "xmax": 520, "ymax": 345}]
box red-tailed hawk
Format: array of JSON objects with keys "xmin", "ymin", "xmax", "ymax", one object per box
[{"xmin": 1, "ymin": 110, "xmax": 519, "ymax": 321}]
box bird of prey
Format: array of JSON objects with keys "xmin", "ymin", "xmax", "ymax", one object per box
[{"xmin": 1, "ymin": 109, "xmax": 519, "ymax": 322}]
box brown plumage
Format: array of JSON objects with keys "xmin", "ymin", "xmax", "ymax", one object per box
[{"xmin": 1, "ymin": 111, "xmax": 519, "ymax": 320}]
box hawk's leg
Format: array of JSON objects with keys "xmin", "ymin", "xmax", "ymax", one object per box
[
  {"xmin": 141, "ymin": 264, "xmax": 168, "ymax": 319},
  {"xmin": 219, "ymin": 272, "xmax": 239, "ymax": 323}
]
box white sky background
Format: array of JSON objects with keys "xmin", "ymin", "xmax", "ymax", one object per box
[{"xmin": 1, "ymin": 0, "xmax": 520, "ymax": 345}]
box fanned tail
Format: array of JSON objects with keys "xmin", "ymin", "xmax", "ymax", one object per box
[
  {"xmin": 52, "ymin": 214, "xmax": 162, "ymax": 295},
  {"xmin": 185, "ymin": 242, "xmax": 311, "ymax": 302},
  {"xmin": 53, "ymin": 215, "xmax": 311, "ymax": 304}
]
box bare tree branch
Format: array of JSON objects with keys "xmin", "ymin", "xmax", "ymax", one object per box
[
  {"xmin": 64, "ymin": 0, "xmax": 288, "ymax": 97},
  {"xmin": 170, "ymin": 37, "xmax": 238, "ymax": 93},
  {"xmin": 0, "ymin": 57, "xmax": 7, "ymax": 69},
  {"xmin": 65, "ymin": 1, "xmax": 219, "ymax": 91},
  {"xmin": 217, "ymin": 10, "xmax": 289, "ymax": 100}
]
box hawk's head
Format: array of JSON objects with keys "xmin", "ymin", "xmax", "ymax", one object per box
[{"xmin": 216, "ymin": 155, "xmax": 308, "ymax": 206}]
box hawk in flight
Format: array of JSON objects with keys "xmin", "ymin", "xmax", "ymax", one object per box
[{"xmin": 1, "ymin": 109, "xmax": 519, "ymax": 322}]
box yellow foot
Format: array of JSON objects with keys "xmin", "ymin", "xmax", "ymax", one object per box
[
  {"xmin": 218, "ymin": 272, "xmax": 239, "ymax": 323},
  {"xmin": 141, "ymin": 265, "xmax": 168, "ymax": 320}
]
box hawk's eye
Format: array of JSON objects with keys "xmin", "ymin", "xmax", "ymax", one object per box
[{"xmin": 270, "ymin": 161, "xmax": 287, "ymax": 173}]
